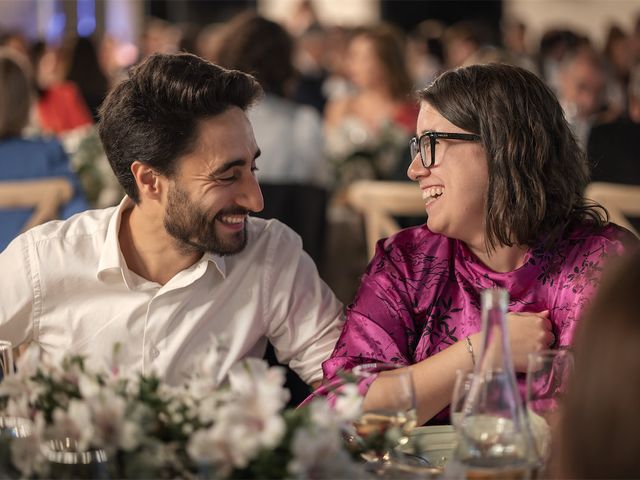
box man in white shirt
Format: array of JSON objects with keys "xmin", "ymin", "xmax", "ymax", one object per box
[{"xmin": 0, "ymin": 53, "xmax": 343, "ymax": 387}]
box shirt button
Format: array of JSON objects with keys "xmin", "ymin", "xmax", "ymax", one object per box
[{"xmin": 150, "ymin": 347, "xmax": 159, "ymax": 359}]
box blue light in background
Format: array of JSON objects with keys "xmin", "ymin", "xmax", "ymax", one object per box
[
  {"xmin": 77, "ymin": 0, "xmax": 96, "ymax": 37},
  {"xmin": 46, "ymin": 11, "xmax": 66, "ymax": 44}
]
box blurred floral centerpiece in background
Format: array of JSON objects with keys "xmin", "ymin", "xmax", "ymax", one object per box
[
  {"xmin": 0, "ymin": 343, "xmax": 366, "ymax": 479},
  {"xmin": 326, "ymin": 119, "xmax": 410, "ymax": 190}
]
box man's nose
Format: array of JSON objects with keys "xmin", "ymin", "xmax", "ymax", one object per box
[{"xmin": 238, "ymin": 174, "xmax": 264, "ymax": 213}]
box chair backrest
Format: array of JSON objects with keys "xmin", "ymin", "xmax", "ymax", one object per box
[
  {"xmin": 346, "ymin": 180, "xmax": 425, "ymax": 259},
  {"xmin": 0, "ymin": 177, "xmax": 73, "ymax": 231},
  {"xmin": 585, "ymin": 182, "xmax": 640, "ymax": 237}
]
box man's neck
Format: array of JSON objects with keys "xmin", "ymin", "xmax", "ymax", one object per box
[{"xmin": 118, "ymin": 205, "xmax": 203, "ymax": 285}]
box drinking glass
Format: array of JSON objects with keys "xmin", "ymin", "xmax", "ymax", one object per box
[
  {"xmin": 450, "ymin": 370, "xmax": 475, "ymax": 430},
  {"xmin": 351, "ymin": 363, "xmax": 417, "ymax": 464},
  {"xmin": 526, "ymin": 349, "xmax": 574, "ymax": 464},
  {"xmin": 43, "ymin": 437, "xmax": 109, "ymax": 479},
  {"xmin": 0, "ymin": 341, "xmax": 14, "ymax": 381}
]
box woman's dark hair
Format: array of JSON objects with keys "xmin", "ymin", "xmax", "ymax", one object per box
[
  {"xmin": 97, "ymin": 52, "xmax": 262, "ymax": 203},
  {"xmin": 418, "ymin": 62, "xmax": 606, "ymax": 251},
  {"xmin": 65, "ymin": 36, "xmax": 109, "ymax": 119},
  {"xmin": 211, "ymin": 12, "xmax": 294, "ymax": 97},
  {"xmin": 557, "ymin": 248, "xmax": 640, "ymax": 478},
  {"xmin": 0, "ymin": 48, "xmax": 32, "ymax": 139},
  {"xmin": 355, "ymin": 24, "xmax": 413, "ymax": 100}
]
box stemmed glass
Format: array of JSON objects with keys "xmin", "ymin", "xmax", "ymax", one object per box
[
  {"xmin": 526, "ymin": 349, "xmax": 574, "ymax": 466},
  {"xmin": 450, "ymin": 369, "xmax": 475, "ymax": 430},
  {"xmin": 351, "ymin": 363, "xmax": 417, "ymax": 466},
  {"xmin": 42, "ymin": 437, "xmax": 109, "ymax": 479}
]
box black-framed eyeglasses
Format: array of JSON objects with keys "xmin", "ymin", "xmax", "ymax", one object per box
[{"xmin": 410, "ymin": 131, "xmax": 481, "ymax": 168}]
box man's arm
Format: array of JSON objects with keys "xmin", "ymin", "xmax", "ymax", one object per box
[
  {"xmin": 0, "ymin": 234, "xmax": 36, "ymax": 348},
  {"xmin": 263, "ymin": 227, "xmax": 344, "ymax": 386}
]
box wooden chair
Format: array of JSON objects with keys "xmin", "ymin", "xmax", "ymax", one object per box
[
  {"xmin": 585, "ymin": 182, "xmax": 640, "ymax": 237},
  {"xmin": 345, "ymin": 180, "xmax": 425, "ymax": 259},
  {"xmin": 0, "ymin": 177, "xmax": 73, "ymax": 232}
]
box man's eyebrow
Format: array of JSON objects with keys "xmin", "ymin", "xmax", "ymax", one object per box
[{"xmin": 210, "ymin": 149, "xmax": 261, "ymax": 176}]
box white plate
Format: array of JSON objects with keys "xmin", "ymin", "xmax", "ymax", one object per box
[{"xmin": 402, "ymin": 425, "xmax": 456, "ymax": 468}]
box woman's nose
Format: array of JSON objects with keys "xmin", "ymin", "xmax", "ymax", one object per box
[{"xmin": 407, "ymin": 153, "xmax": 430, "ymax": 181}]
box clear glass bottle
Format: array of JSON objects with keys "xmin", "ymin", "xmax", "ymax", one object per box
[{"xmin": 451, "ymin": 288, "xmax": 538, "ymax": 479}]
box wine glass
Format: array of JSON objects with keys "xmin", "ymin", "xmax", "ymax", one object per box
[
  {"xmin": 42, "ymin": 437, "xmax": 108, "ymax": 479},
  {"xmin": 0, "ymin": 340, "xmax": 14, "ymax": 381},
  {"xmin": 351, "ymin": 363, "xmax": 417, "ymax": 465},
  {"xmin": 450, "ymin": 369, "xmax": 475, "ymax": 430},
  {"xmin": 526, "ymin": 349, "xmax": 574, "ymax": 465}
]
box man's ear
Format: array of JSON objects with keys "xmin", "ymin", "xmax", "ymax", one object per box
[{"xmin": 131, "ymin": 161, "xmax": 164, "ymax": 201}]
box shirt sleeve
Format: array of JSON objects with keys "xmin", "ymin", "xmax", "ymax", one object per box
[
  {"xmin": 264, "ymin": 225, "xmax": 344, "ymax": 384},
  {"xmin": 0, "ymin": 233, "xmax": 37, "ymax": 347},
  {"xmin": 322, "ymin": 240, "xmax": 416, "ymax": 381}
]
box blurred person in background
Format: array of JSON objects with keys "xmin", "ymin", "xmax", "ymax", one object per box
[
  {"xmin": 0, "ymin": 30, "xmax": 30, "ymax": 57},
  {"xmin": 537, "ymin": 29, "xmax": 588, "ymax": 94},
  {"xmin": 602, "ymin": 24, "xmax": 632, "ymax": 115},
  {"xmin": 406, "ymin": 19, "xmax": 445, "ymax": 89},
  {"xmin": 324, "ymin": 24, "xmax": 417, "ymax": 188},
  {"xmin": 556, "ymin": 46, "xmax": 607, "ymax": 149},
  {"xmin": 0, "ymin": 48, "xmax": 88, "ymax": 251},
  {"xmin": 588, "ymin": 63, "xmax": 640, "ymax": 196},
  {"xmin": 29, "ymin": 40, "xmax": 93, "ymax": 136},
  {"xmin": 501, "ymin": 19, "xmax": 537, "ymax": 73},
  {"xmin": 292, "ymin": 23, "xmax": 329, "ymax": 114},
  {"xmin": 557, "ymin": 247, "xmax": 640, "ymax": 479},
  {"xmin": 443, "ymin": 20, "xmax": 501, "ymax": 69},
  {"xmin": 64, "ymin": 36, "xmax": 110, "ymax": 121},
  {"xmin": 139, "ymin": 17, "xmax": 180, "ymax": 60}
]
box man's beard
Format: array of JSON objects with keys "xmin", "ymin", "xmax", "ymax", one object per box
[{"xmin": 164, "ymin": 185, "xmax": 249, "ymax": 256}]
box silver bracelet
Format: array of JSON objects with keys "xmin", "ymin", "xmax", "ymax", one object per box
[{"xmin": 465, "ymin": 336, "xmax": 476, "ymax": 367}]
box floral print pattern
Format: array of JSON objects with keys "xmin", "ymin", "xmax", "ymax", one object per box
[{"xmin": 323, "ymin": 222, "xmax": 635, "ymax": 422}]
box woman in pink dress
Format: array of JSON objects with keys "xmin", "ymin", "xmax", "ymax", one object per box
[{"xmin": 323, "ymin": 63, "xmax": 637, "ymax": 425}]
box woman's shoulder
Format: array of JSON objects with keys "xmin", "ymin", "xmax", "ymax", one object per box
[{"xmin": 566, "ymin": 221, "xmax": 637, "ymax": 248}]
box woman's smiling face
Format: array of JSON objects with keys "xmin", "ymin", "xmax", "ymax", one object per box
[{"xmin": 407, "ymin": 102, "xmax": 489, "ymax": 247}]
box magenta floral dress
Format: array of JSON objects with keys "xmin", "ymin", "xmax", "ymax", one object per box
[{"xmin": 323, "ymin": 221, "xmax": 635, "ymax": 422}]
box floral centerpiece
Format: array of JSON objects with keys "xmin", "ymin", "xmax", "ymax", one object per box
[{"xmin": 0, "ymin": 343, "xmax": 368, "ymax": 479}]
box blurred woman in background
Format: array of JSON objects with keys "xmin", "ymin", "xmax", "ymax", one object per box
[
  {"xmin": 0, "ymin": 48, "xmax": 88, "ymax": 250},
  {"xmin": 324, "ymin": 24, "xmax": 417, "ymax": 187}
]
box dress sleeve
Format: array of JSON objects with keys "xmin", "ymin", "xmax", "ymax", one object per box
[
  {"xmin": 556, "ymin": 226, "xmax": 638, "ymax": 345},
  {"xmin": 323, "ymin": 240, "xmax": 417, "ymax": 381}
]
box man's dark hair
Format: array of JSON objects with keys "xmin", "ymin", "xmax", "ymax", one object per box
[
  {"xmin": 418, "ymin": 63, "xmax": 606, "ymax": 251},
  {"xmin": 98, "ymin": 52, "xmax": 262, "ymax": 203}
]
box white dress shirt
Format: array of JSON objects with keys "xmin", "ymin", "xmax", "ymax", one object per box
[{"xmin": 0, "ymin": 198, "xmax": 344, "ymax": 385}]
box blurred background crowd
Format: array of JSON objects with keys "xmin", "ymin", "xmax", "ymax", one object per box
[{"xmin": 1, "ymin": 0, "xmax": 640, "ymax": 304}]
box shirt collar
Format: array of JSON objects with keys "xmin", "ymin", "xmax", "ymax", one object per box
[{"xmin": 96, "ymin": 197, "xmax": 227, "ymax": 283}]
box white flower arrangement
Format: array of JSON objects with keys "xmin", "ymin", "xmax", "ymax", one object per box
[{"xmin": 0, "ymin": 343, "xmax": 368, "ymax": 479}]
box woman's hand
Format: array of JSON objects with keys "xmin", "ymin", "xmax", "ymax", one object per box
[{"xmin": 507, "ymin": 311, "xmax": 555, "ymax": 372}]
